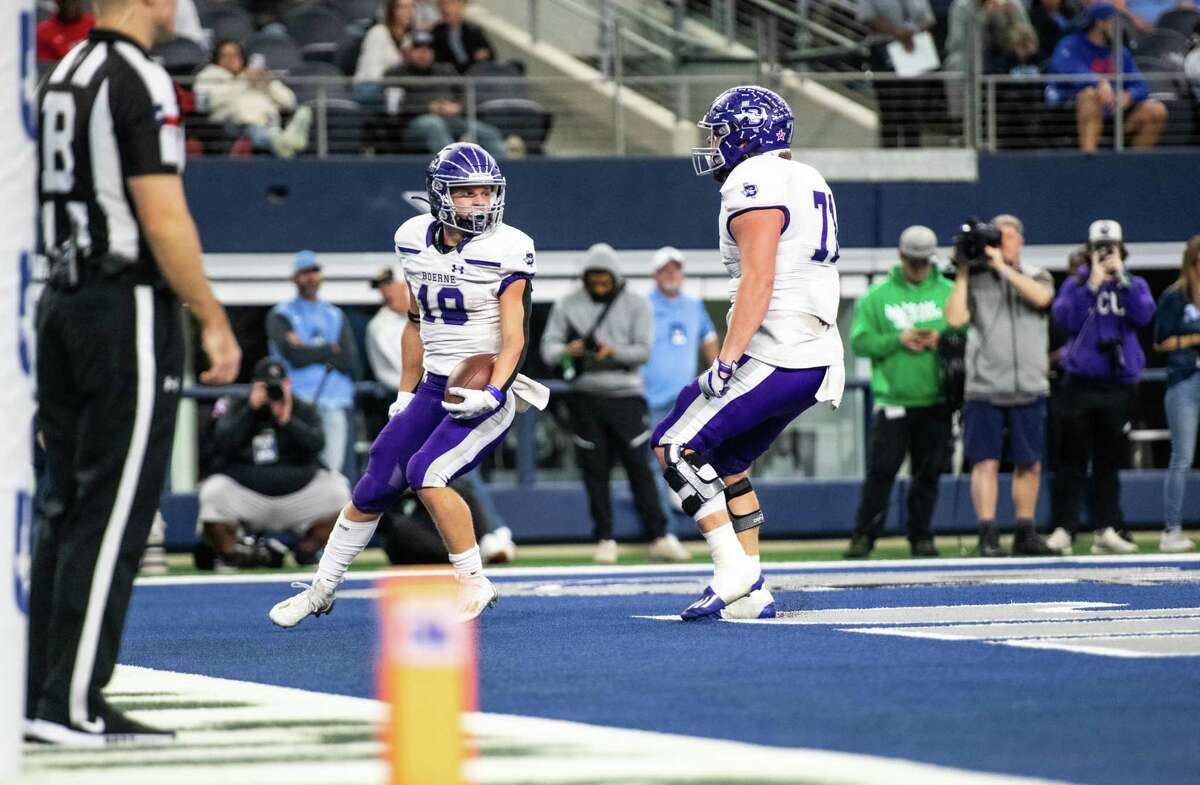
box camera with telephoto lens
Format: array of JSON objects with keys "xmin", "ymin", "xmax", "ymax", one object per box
[
  {"xmin": 952, "ymin": 218, "xmax": 1002, "ymax": 273},
  {"xmin": 266, "ymin": 380, "xmax": 285, "ymax": 401},
  {"xmin": 1099, "ymin": 339, "xmax": 1126, "ymax": 373}
]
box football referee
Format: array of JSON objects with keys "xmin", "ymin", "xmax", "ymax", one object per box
[{"xmin": 26, "ymin": 0, "xmax": 241, "ymax": 745}]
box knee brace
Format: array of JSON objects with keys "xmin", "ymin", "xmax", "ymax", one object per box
[
  {"xmin": 662, "ymin": 444, "xmax": 725, "ymax": 518},
  {"xmin": 724, "ymin": 477, "xmax": 765, "ymax": 533}
]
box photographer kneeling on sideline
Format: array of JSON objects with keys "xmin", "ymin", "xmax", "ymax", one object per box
[
  {"xmin": 195, "ymin": 357, "xmax": 351, "ymax": 570},
  {"xmin": 945, "ymin": 214, "xmax": 1058, "ymax": 556},
  {"xmin": 1047, "ymin": 220, "xmax": 1155, "ymax": 555}
]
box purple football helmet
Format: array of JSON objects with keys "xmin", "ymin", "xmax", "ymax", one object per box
[
  {"xmin": 426, "ymin": 142, "xmax": 506, "ymax": 235},
  {"xmin": 691, "ymin": 86, "xmax": 794, "ymax": 180}
]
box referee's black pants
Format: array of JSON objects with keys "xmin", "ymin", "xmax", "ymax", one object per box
[
  {"xmin": 565, "ymin": 393, "xmax": 667, "ymax": 543},
  {"xmin": 27, "ymin": 279, "xmax": 181, "ymax": 729},
  {"xmin": 852, "ymin": 404, "xmax": 951, "ymax": 544}
]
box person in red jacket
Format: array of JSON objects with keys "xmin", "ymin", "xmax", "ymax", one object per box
[{"xmin": 36, "ymin": 0, "xmax": 95, "ymax": 62}]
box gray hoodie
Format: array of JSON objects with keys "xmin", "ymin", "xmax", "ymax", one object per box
[
  {"xmin": 540, "ymin": 244, "xmax": 652, "ymax": 398},
  {"xmin": 964, "ymin": 262, "xmax": 1054, "ymax": 404}
]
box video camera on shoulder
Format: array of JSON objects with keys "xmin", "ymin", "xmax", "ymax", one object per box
[{"xmin": 951, "ymin": 218, "xmax": 1001, "ymax": 273}]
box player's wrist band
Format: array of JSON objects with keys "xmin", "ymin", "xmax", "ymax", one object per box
[{"xmin": 485, "ymin": 384, "xmax": 505, "ymax": 404}]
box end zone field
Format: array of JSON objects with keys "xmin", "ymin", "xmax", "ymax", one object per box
[{"xmin": 21, "ymin": 553, "xmax": 1200, "ymax": 785}]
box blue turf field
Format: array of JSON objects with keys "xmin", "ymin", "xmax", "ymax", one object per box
[{"xmin": 122, "ymin": 559, "xmax": 1200, "ymax": 785}]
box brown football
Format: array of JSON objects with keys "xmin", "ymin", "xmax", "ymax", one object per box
[{"xmin": 445, "ymin": 353, "xmax": 496, "ymax": 404}]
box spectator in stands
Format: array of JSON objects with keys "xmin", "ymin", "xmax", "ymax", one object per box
[
  {"xmin": 1046, "ymin": 3, "xmax": 1168, "ymax": 153},
  {"xmin": 845, "ymin": 227, "xmax": 955, "ymax": 559},
  {"xmin": 990, "ymin": 23, "xmax": 1042, "ymax": 75},
  {"xmin": 432, "ymin": 0, "xmax": 494, "ymax": 74},
  {"xmin": 641, "ymin": 247, "xmax": 717, "ymax": 559},
  {"xmin": 1046, "ymin": 220, "xmax": 1155, "ymax": 556},
  {"xmin": 194, "ymin": 40, "xmax": 313, "ymax": 158},
  {"xmin": 945, "ymin": 214, "xmax": 1058, "ymax": 557},
  {"xmin": 858, "ymin": 0, "xmax": 937, "ymax": 147},
  {"xmin": 1185, "ymin": 21, "xmax": 1200, "ymax": 101},
  {"xmin": 540, "ymin": 243, "xmax": 673, "ymax": 564},
  {"xmin": 195, "ymin": 358, "xmax": 350, "ymax": 571},
  {"xmin": 389, "ymin": 30, "xmax": 507, "ymax": 157},
  {"xmin": 944, "ymin": 0, "xmax": 1032, "ymax": 75},
  {"xmin": 1119, "ymin": 0, "xmax": 1180, "ymax": 31},
  {"xmin": 1030, "ymin": 0, "xmax": 1082, "ymax": 65},
  {"xmin": 267, "ymin": 251, "xmax": 362, "ymax": 477},
  {"xmin": 1152, "ymin": 234, "xmax": 1200, "ymax": 553},
  {"xmin": 36, "ymin": 0, "xmax": 95, "ymax": 63},
  {"xmin": 355, "ymin": 0, "xmax": 414, "ymax": 86}
]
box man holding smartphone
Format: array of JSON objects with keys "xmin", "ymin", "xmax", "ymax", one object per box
[
  {"xmin": 846, "ymin": 226, "xmax": 958, "ymax": 558},
  {"xmin": 1047, "ymin": 220, "xmax": 1155, "ymax": 554}
]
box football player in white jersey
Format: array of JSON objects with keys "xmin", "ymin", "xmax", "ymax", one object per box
[
  {"xmin": 269, "ymin": 143, "xmax": 547, "ymax": 627},
  {"xmin": 653, "ymin": 86, "xmax": 846, "ymax": 620}
]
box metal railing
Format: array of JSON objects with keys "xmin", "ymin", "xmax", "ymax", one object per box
[{"xmin": 175, "ymin": 69, "xmax": 1199, "ymax": 158}]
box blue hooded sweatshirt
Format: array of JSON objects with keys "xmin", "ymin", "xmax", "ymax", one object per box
[{"xmin": 1046, "ymin": 31, "xmax": 1148, "ymax": 106}]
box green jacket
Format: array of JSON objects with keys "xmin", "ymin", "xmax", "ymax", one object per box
[{"xmin": 851, "ymin": 265, "xmax": 956, "ymax": 408}]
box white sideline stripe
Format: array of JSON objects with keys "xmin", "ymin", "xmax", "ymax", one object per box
[
  {"xmin": 71, "ymin": 287, "xmax": 156, "ymax": 731},
  {"xmin": 135, "ymin": 553, "xmax": 1200, "ymax": 587},
  {"xmin": 22, "ymin": 665, "xmax": 1069, "ymax": 785}
]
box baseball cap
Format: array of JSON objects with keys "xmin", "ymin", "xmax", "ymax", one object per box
[
  {"xmin": 898, "ymin": 225, "xmax": 940, "ymax": 263},
  {"xmin": 1088, "ymin": 219, "xmax": 1123, "ymax": 245},
  {"xmin": 370, "ymin": 266, "xmax": 396, "ymax": 288},
  {"xmin": 252, "ymin": 357, "xmax": 286, "ymax": 383},
  {"xmin": 652, "ymin": 246, "xmax": 685, "ymax": 272},
  {"xmin": 1086, "ymin": 3, "xmax": 1117, "ymax": 26},
  {"xmin": 293, "ymin": 249, "xmax": 321, "ymax": 274}
]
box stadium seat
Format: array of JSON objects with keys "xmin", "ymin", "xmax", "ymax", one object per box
[
  {"xmin": 284, "ymin": 5, "xmax": 347, "ymax": 47},
  {"xmin": 288, "ymin": 61, "xmax": 349, "ymax": 104},
  {"xmin": 342, "ymin": 0, "xmax": 381, "ymax": 26},
  {"xmin": 335, "ymin": 27, "xmax": 367, "ymax": 76},
  {"xmin": 245, "ymin": 31, "xmax": 303, "ymax": 73},
  {"xmin": 1133, "ymin": 28, "xmax": 1190, "ymax": 59},
  {"xmin": 1155, "ymin": 7, "xmax": 1200, "ymax": 37},
  {"xmin": 152, "ymin": 37, "xmax": 208, "ymax": 77},
  {"xmin": 466, "ymin": 60, "xmax": 531, "ymax": 107},
  {"xmin": 478, "ymin": 98, "xmax": 554, "ymax": 156},
  {"xmin": 201, "ymin": 4, "xmax": 253, "ymax": 44},
  {"xmin": 312, "ymin": 97, "xmax": 365, "ymax": 155}
]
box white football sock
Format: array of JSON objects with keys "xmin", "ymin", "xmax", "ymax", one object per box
[
  {"xmin": 449, "ymin": 545, "xmax": 484, "ymax": 581},
  {"xmin": 315, "ymin": 511, "xmax": 380, "ymax": 588},
  {"xmin": 704, "ymin": 523, "xmax": 754, "ymax": 599}
]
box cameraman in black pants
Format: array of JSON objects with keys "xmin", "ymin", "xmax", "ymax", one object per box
[
  {"xmin": 540, "ymin": 244, "xmax": 668, "ymax": 564},
  {"xmin": 945, "ymin": 214, "xmax": 1058, "ymax": 556},
  {"xmin": 1047, "ymin": 221, "xmax": 1155, "ymax": 555}
]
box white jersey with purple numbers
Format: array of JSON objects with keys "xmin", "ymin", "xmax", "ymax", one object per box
[
  {"xmin": 394, "ymin": 214, "xmax": 536, "ymax": 377},
  {"xmin": 718, "ymin": 152, "xmax": 843, "ymax": 369}
]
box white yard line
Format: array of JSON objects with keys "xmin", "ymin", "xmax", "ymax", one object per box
[
  {"xmin": 19, "ymin": 666, "xmax": 1071, "ymax": 785},
  {"xmin": 136, "ymin": 553, "xmax": 1200, "ymax": 587}
]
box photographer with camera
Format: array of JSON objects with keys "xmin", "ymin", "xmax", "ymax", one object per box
[
  {"xmin": 195, "ymin": 357, "xmax": 351, "ymax": 571},
  {"xmin": 945, "ymin": 214, "xmax": 1058, "ymax": 556},
  {"xmin": 540, "ymin": 243, "xmax": 669, "ymax": 564},
  {"xmin": 1047, "ymin": 220, "xmax": 1155, "ymax": 555}
]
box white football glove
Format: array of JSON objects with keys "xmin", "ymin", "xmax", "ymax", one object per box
[
  {"xmin": 698, "ymin": 358, "xmax": 736, "ymax": 399},
  {"xmin": 388, "ymin": 390, "xmax": 415, "ymax": 418},
  {"xmin": 442, "ymin": 385, "xmax": 504, "ymax": 420}
]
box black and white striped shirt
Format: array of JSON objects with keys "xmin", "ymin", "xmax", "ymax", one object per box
[{"xmin": 38, "ymin": 28, "xmax": 185, "ymax": 282}]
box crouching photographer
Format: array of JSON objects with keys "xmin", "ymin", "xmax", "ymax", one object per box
[
  {"xmin": 195, "ymin": 357, "xmax": 351, "ymax": 571},
  {"xmin": 945, "ymin": 214, "xmax": 1058, "ymax": 556},
  {"xmin": 1048, "ymin": 220, "xmax": 1155, "ymax": 554}
]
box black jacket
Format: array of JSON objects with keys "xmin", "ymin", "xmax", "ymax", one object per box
[
  {"xmin": 208, "ymin": 395, "xmax": 326, "ymax": 496},
  {"xmin": 431, "ymin": 20, "xmax": 494, "ymax": 73}
]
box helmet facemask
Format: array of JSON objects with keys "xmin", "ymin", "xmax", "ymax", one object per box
[{"xmin": 430, "ymin": 177, "xmax": 506, "ymax": 236}]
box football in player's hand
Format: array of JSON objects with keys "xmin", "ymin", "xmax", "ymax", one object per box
[{"xmin": 445, "ymin": 353, "xmax": 495, "ymax": 404}]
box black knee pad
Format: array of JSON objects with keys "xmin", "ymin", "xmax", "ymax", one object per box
[{"xmin": 724, "ymin": 477, "xmax": 764, "ymax": 533}]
